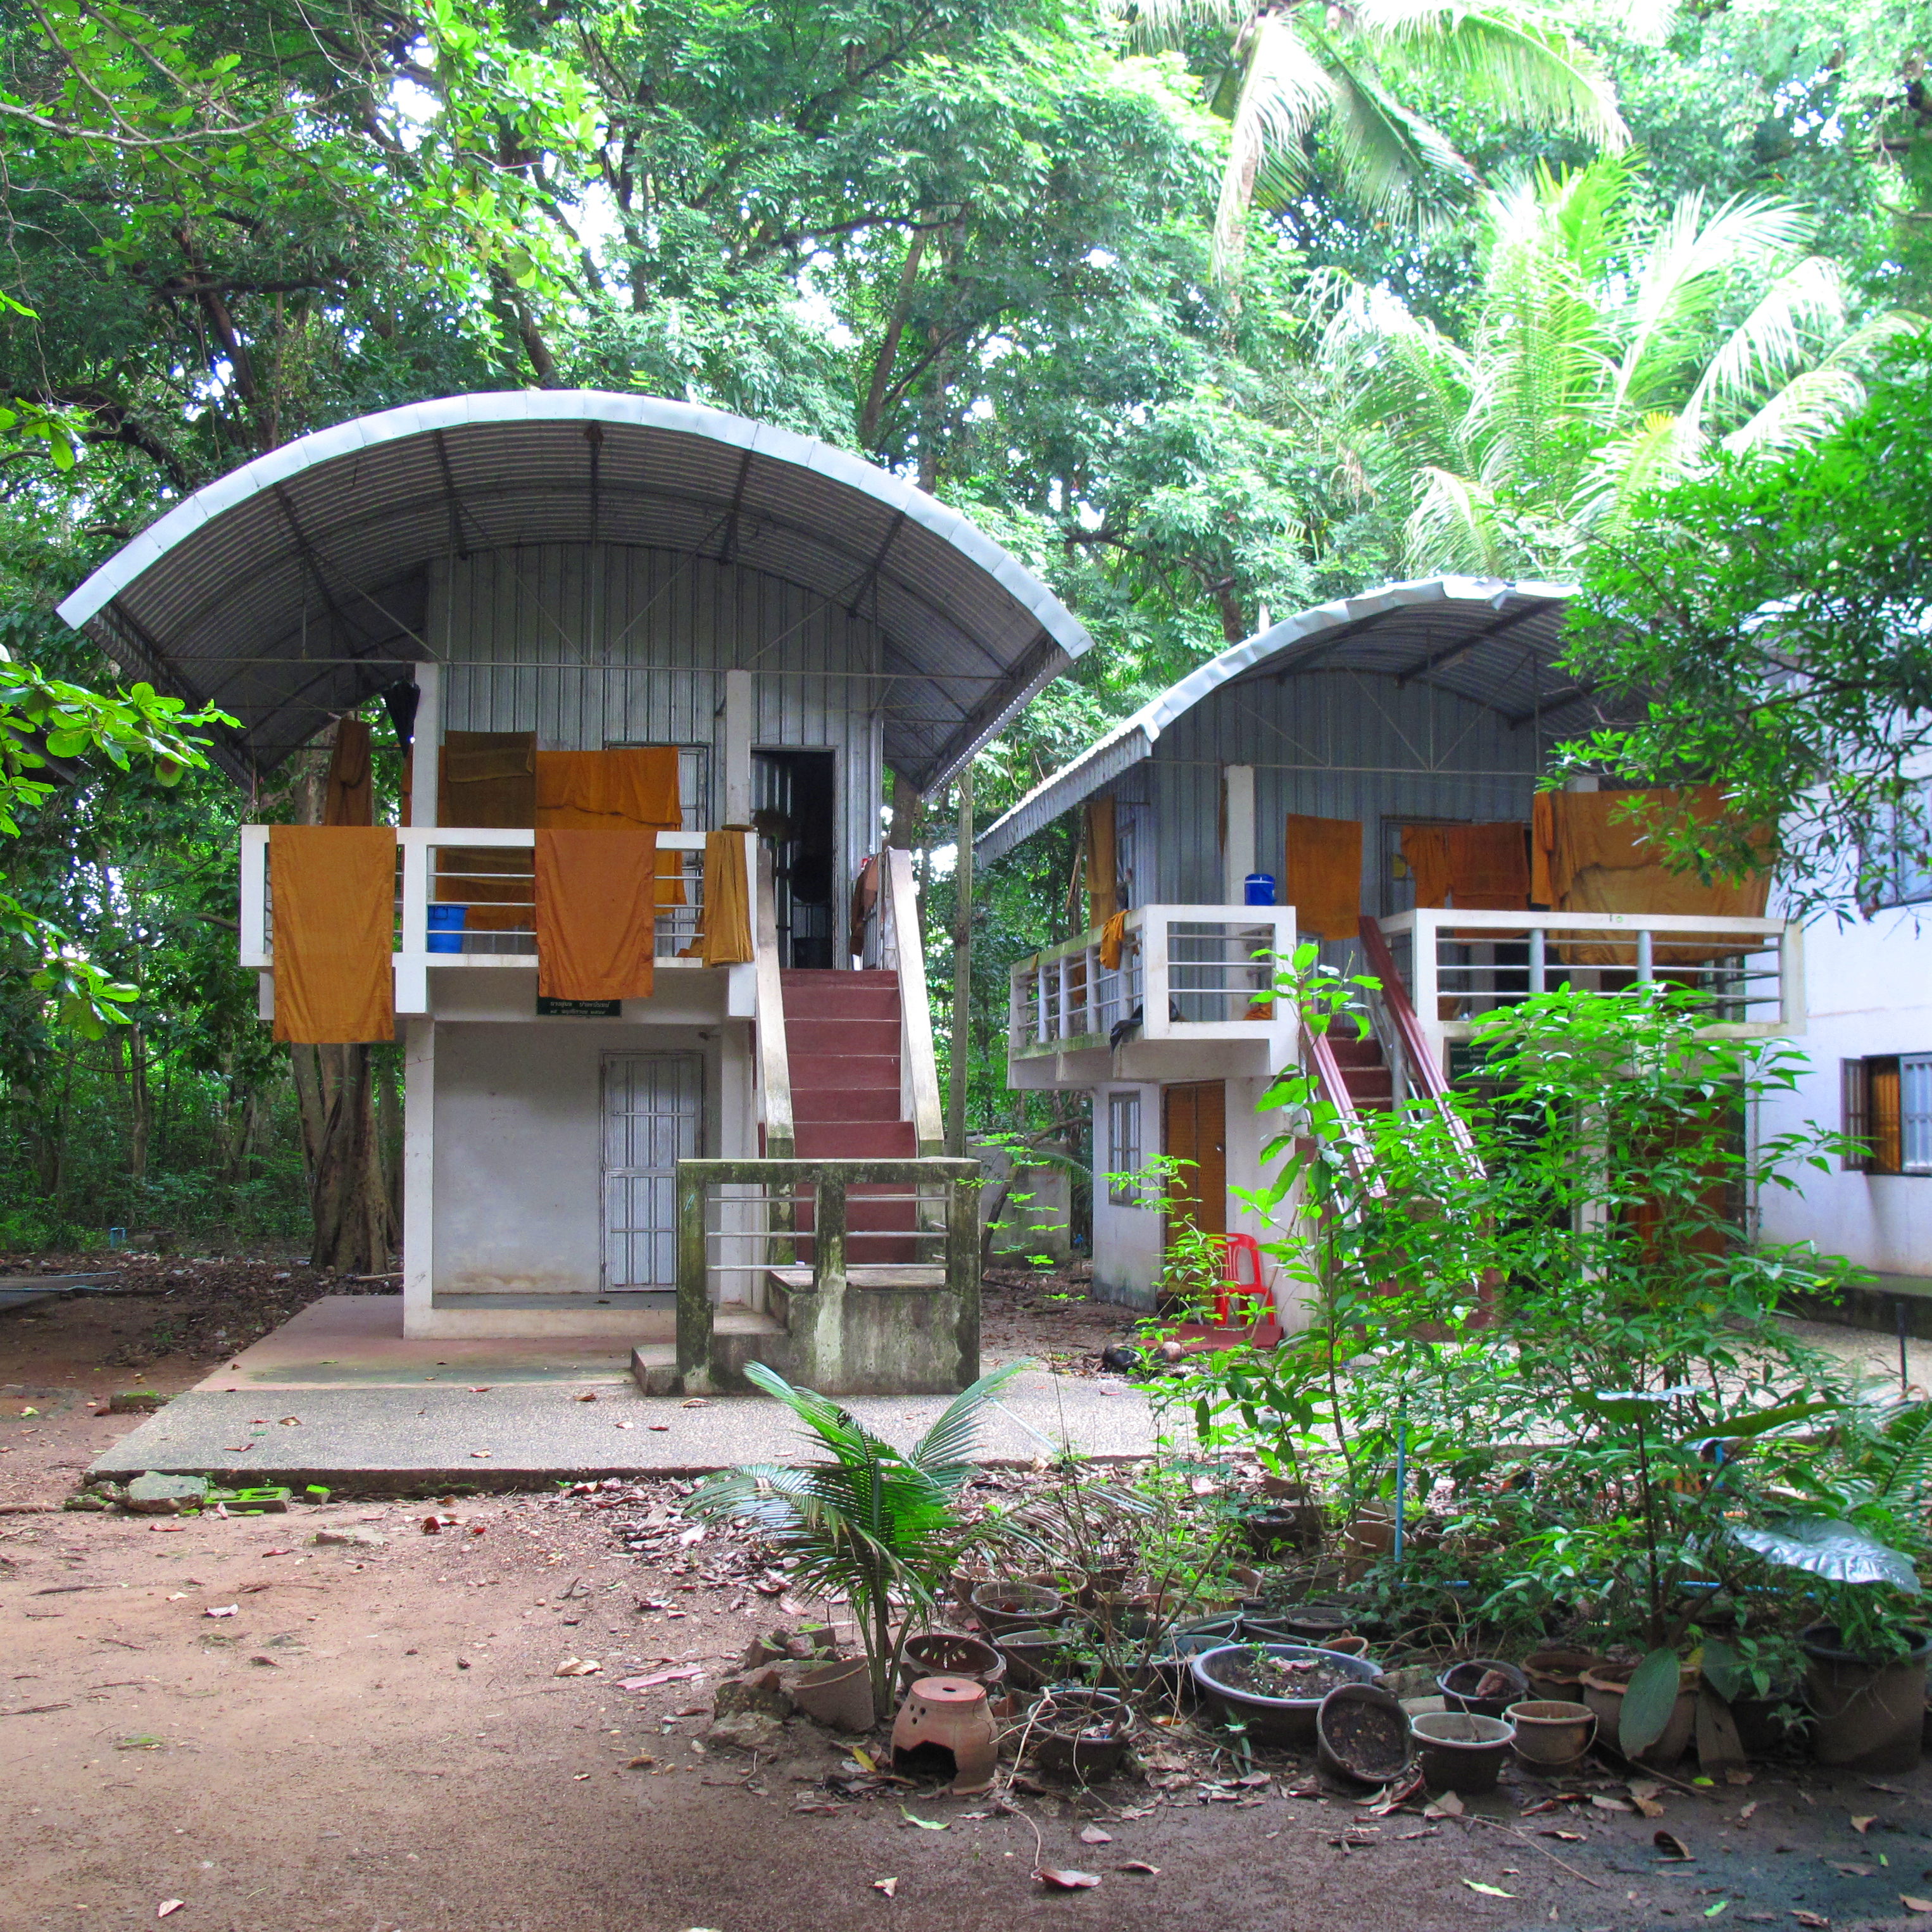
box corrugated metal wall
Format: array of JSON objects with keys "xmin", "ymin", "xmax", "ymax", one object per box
[
  {"xmin": 432, "ymin": 545, "xmax": 883, "ymax": 881},
  {"xmin": 1146, "ymin": 669, "xmax": 1545, "ymax": 913}
]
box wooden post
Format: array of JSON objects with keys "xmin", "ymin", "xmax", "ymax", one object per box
[{"xmin": 948, "ymin": 770, "xmax": 974, "ymax": 1158}]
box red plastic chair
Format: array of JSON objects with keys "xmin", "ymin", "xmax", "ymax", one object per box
[{"xmin": 1213, "ymin": 1233, "xmax": 1270, "ymax": 1329}]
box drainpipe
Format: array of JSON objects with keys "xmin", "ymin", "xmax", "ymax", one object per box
[{"xmin": 948, "ymin": 770, "xmax": 974, "ymax": 1158}]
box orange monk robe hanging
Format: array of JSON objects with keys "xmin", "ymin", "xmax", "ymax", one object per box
[
  {"xmin": 534, "ymin": 829, "xmax": 659, "ymax": 1001},
  {"xmin": 536, "ymin": 748, "xmax": 686, "ymax": 906},
  {"xmin": 1284, "ymin": 814, "xmax": 1362, "ymax": 941},
  {"xmin": 684, "ymin": 831, "xmax": 755, "ymax": 966},
  {"xmin": 268, "ymin": 826, "xmax": 396, "ymax": 1044}
]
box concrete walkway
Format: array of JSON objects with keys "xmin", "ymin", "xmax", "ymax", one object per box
[{"xmin": 89, "ymin": 1296, "xmax": 1158, "ymax": 1489}]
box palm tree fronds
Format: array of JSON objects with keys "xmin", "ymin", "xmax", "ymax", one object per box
[
  {"xmin": 1405, "ymin": 465, "xmax": 1512, "ymax": 576},
  {"xmin": 1317, "ymin": 43, "xmax": 1477, "ymax": 223},
  {"xmin": 1355, "ymin": 0, "xmax": 1628, "ymax": 149},
  {"xmin": 912, "ymin": 1359, "xmax": 1029, "ymax": 1477},
  {"xmin": 1688, "ymin": 255, "xmax": 1849, "ymax": 424},
  {"xmin": 1213, "ymin": 9, "xmax": 1336, "ymax": 279},
  {"xmin": 1103, "ymin": 0, "xmax": 1249, "ymax": 42}
]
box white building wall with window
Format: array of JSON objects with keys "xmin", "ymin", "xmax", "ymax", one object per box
[
  {"xmin": 1092, "ymin": 1083, "xmax": 1164, "ymax": 1308},
  {"xmin": 1756, "ymin": 903, "xmax": 1932, "ymax": 1281}
]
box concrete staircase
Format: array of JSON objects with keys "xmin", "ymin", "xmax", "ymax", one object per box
[
  {"xmin": 1327, "ymin": 1031, "xmax": 1395, "ymax": 1113},
  {"xmin": 782, "ymin": 968, "xmax": 919, "ymax": 1264}
]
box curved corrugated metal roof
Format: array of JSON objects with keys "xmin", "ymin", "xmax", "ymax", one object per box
[
  {"xmin": 57, "ymin": 392, "xmax": 1093, "ymax": 789},
  {"xmin": 976, "ymin": 575, "xmax": 1584, "ymax": 865}
]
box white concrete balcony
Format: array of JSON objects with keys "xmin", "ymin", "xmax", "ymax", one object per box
[
  {"xmin": 1007, "ymin": 904, "xmax": 1298, "ymax": 1088},
  {"xmin": 1376, "ymin": 906, "xmax": 1805, "ymax": 1078},
  {"xmin": 239, "ymin": 825, "xmax": 755, "ymax": 1017}
]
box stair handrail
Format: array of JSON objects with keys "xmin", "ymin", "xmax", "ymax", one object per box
[
  {"xmin": 754, "ymin": 845, "xmax": 794, "ymax": 1160},
  {"xmin": 882, "ymin": 845, "xmax": 946, "ymax": 1156},
  {"xmin": 1301, "ymin": 1021, "xmax": 1387, "ymax": 1200},
  {"xmin": 1357, "ymin": 913, "xmax": 1481, "ymax": 1172}
]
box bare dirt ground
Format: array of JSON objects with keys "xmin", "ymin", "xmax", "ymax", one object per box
[{"xmin": 6, "ymin": 1263, "xmax": 1932, "ymax": 1932}]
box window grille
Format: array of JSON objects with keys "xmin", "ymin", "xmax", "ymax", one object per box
[{"xmin": 1107, "ymin": 1091, "xmax": 1143, "ymax": 1206}]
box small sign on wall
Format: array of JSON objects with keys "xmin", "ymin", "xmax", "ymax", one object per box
[{"xmin": 536, "ymin": 996, "xmax": 622, "ymax": 1018}]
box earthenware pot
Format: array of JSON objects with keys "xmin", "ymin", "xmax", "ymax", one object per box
[
  {"xmin": 1801, "ymin": 1622, "xmax": 1932, "ymax": 1772},
  {"xmin": 1316, "ymin": 1682, "xmax": 1412, "ymax": 1785},
  {"xmin": 891, "ymin": 1676, "xmax": 998, "ymax": 1793},
  {"xmin": 1505, "ymin": 1698, "xmax": 1596, "ymax": 1769},
  {"xmin": 1581, "ymin": 1662, "xmax": 1697, "ymax": 1765},
  {"xmin": 1411, "ymin": 1710, "xmax": 1515, "ymax": 1793},
  {"xmin": 1024, "ymin": 1687, "xmax": 1131, "ymax": 1782},
  {"xmin": 791, "ymin": 1658, "xmax": 875, "ymax": 1732},
  {"xmin": 994, "ymin": 1624, "xmax": 1089, "ymax": 1693},
  {"xmin": 1522, "ymin": 1647, "xmax": 1607, "ymax": 1703},
  {"xmin": 898, "ymin": 1630, "xmax": 1006, "ymax": 1696},
  {"xmin": 970, "ymin": 1580, "xmax": 1064, "ymax": 1636},
  {"xmin": 1438, "ymin": 1658, "xmax": 1530, "ymax": 1720}
]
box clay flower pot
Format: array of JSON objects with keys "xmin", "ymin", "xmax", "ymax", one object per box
[
  {"xmin": 1801, "ymin": 1622, "xmax": 1932, "ymax": 1772},
  {"xmin": 1523, "ymin": 1647, "xmax": 1606, "ymax": 1703},
  {"xmin": 994, "ymin": 1625, "xmax": 1089, "ymax": 1693},
  {"xmin": 970, "ymin": 1580, "xmax": 1065, "ymax": 1636},
  {"xmin": 1581, "ymin": 1662, "xmax": 1697, "ymax": 1766},
  {"xmin": 898, "ymin": 1630, "xmax": 1006, "ymax": 1697},
  {"xmin": 891, "ymin": 1675, "xmax": 998, "ymax": 1793},
  {"xmin": 1024, "ymin": 1686, "xmax": 1131, "ymax": 1782},
  {"xmin": 791, "ymin": 1658, "xmax": 875, "ymax": 1733},
  {"xmin": 1438, "ymin": 1658, "xmax": 1530, "ymax": 1720},
  {"xmin": 1024, "ymin": 1567, "xmax": 1093, "ymax": 1609},
  {"xmin": 1411, "ymin": 1710, "xmax": 1515, "ymax": 1793},
  {"xmin": 1505, "ymin": 1698, "xmax": 1596, "ymax": 1770},
  {"xmin": 1316, "ymin": 1682, "xmax": 1413, "ymax": 1785}
]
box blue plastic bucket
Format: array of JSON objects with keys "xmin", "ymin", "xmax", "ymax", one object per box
[
  {"xmin": 1244, "ymin": 873, "xmax": 1277, "ymax": 906},
  {"xmin": 426, "ymin": 903, "xmax": 466, "ymax": 953}
]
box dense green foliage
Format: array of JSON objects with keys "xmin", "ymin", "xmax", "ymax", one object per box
[
  {"xmin": 1558, "ymin": 334, "xmax": 1932, "ymax": 911},
  {"xmin": 0, "ymin": 0, "xmax": 1924, "ymax": 1243}
]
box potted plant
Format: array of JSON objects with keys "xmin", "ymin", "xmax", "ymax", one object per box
[
  {"xmin": 1732, "ymin": 1400, "xmax": 1932, "ymax": 1769},
  {"xmin": 686, "ymin": 1358, "xmax": 1024, "ymax": 1724}
]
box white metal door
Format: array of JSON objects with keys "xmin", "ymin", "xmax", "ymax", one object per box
[{"xmin": 602, "ymin": 1053, "xmax": 704, "ymax": 1288}]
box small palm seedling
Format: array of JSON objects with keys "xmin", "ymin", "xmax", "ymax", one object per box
[{"xmin": 686, "ymin": 1359, "xmax": 1026, "ymax": 1715}]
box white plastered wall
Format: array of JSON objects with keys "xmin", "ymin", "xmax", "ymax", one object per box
[
  {"xmin": 1755, "ymin": 904, "xmax": 1932, "ymax": 1279},
  {"xmin": 401, "ymin": 971, "xmax": 755, "ymax": 1338}
]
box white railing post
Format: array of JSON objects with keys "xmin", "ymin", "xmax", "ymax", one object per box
[
  {"xmin": 395, "ymin": 831, "xmax": 430, "ymax": 1014},
  {"xmin": 1779, "ymin": 922, "xmax": 1807, "ymax": 1035},
  {"xmin": 238, "ymin": 825, "xmax": 270, "ymax": 967},
  {"xmin": 1143, "ymin": 909, "xmax": 1169, "ymax": 1039}
]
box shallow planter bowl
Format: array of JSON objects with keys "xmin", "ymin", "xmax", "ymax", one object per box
[
  {"xmin": 1189, "ymin": 1642, "xmax": 1381, "ymax": 1748},
  {"xmin": 1505, "ymin": 1698, "xmax": 1596, "ymax": 1769},
  {"xmin": 1411, "ymin": 1710, "xmax": 1515, "ymax": 1793}
]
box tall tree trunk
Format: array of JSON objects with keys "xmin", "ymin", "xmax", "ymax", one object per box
[
  {"xmin": 305, "ymin": 1043, "xmax": 396, "ymax": 1273},
  {"xmin": 127, "ymin": 1024, "xmax": 151, "ymax": 1183}
]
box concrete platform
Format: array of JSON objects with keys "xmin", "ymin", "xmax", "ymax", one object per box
[{"xmin": 87, "ymin": 1295, "xmax": 1156, "ymax": 1490}]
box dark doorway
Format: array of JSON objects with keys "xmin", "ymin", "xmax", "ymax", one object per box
[{"xmin": 753, "ymin": 749, "xmax": 838, "ymax": 968}]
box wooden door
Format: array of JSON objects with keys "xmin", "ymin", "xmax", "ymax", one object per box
[{"xmin": 1162, "ymin": 1081, "xmax": 1227, "ymax": 1238}]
